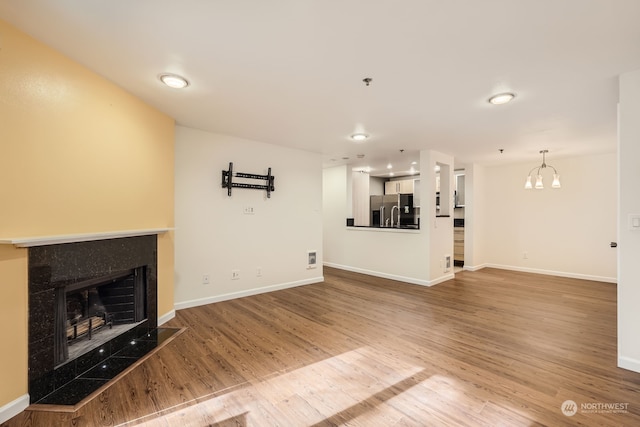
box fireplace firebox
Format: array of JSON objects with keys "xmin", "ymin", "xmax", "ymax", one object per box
[{"xmin": 54, "ymin": 267, "xmax": 147, "ymax": 366}]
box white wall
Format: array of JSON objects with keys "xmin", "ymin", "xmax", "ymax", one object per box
[
  {"xmin": 323, "ymin": 150, "xmax": 454, "ymax": 286},
  {"xmin": 479, "ymin": 152, "xmax": 617, "ymax": 282},
  {"xmin": 352, "ymin": 171, "xmax": 370, "ymax": 226},
  {"xmin": 174, "ymin": 126, "xmax": 323, "ymax": 309},
  {"xmin": 423, "ymin": 150, "xmax": 456, "ymax": 282},
  {"xmin": 323, "ymin": 165, "xmax": 432, "ymax": 285},
  {"xmin": 370, "ymin": 176, "xmax": 385, "ymax": 195},
  {"xmin": 618, "ymin": 69, "xmax": 640, "ymax": 373},
  {"xmin": 463, "ymin": 163, "xmax": 488, "ymax": 270}
]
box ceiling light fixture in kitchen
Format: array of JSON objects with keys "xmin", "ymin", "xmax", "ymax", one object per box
[
  {"xmin": 159, "ymin": 73, "xmax": 189, "ymax": 89},
  {"xmin": 524, "ymin": 150, "xmax": 561, "ymax": 190},
  {"xmin": 488, "ymin": 92, "xmax": 515, "ymax": 105},
  {"xmin": 350, "ymin": 133, "xmax": 369, "ymax": 142}
]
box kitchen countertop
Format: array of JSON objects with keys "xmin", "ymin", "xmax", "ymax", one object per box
[{"xmin": 347, "ymin": 225, "xmax": 420, "ymax": 232}]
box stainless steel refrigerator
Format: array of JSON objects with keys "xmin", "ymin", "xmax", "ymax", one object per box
[
  {"xmin": 370, "ymin": 195, "xmax": 400, "ymax": 227},
  {"xmin": 371, "ymin": 194, "xmax": 417, "ymax": 228}
]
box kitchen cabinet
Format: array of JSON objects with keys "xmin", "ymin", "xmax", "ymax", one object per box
[
  {"xmin": 454, "ymin": 227, "xmax": 464, "ymax": 266},
  {"xmin": 385, "ymin": 178, "xmax": 415, "ymax": 195}
]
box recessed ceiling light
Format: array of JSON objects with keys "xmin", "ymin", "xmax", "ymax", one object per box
[
  {"xmin": 350, "ymin": 133, "xmax": 369, "ymax": 142},
  {"xmin": 488, "ymin": 92, "xmax": 515, "ymax": 105},
  {"xmin": 387, "ymin": 163, "xmax": 393, "ymax": 169},
  {"xmin": 411, "ymin": 161, "xmax": 417, "ymax": 165},
  {"xmin": 159, "ymin": 73, "xmax": 189, "ymax": 89},
  {"xmin": 389, "ymin": 172, "xmax": 395, "ymax": 176}
]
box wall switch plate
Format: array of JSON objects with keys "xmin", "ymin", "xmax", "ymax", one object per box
[
  {"xmin": 629, "ymin": 214, "xmax": 640, "ymax": 230},
  {"xmin": 202, "ymin": 274, "xmax": 210, "ymax": 285},
  {"xmin": 256, "ymin": 267, "xmax": 262, "ymax": 277},
  {"xmin": 231, "ymin": 270, "xmax": 240, "ymax": 280}
]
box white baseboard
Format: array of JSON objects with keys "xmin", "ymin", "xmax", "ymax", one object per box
[
  {"xmin": 618, "ymin": 356, "xmax": 640, "ymax": 373},
  {"xmin": 174, "ymin": 277, "xmax": 324, "ymax": 311},
  {"xmin": 324, "ymin": 262, "xmax": 447, "ymax": 287},
  {"xmin": 0, "ymin": 394, "xmax": 29, "ymax": 424},
  {"xmin": 462, "ymin": 263, "xmax": 487, "ymax": 272},
  {"xmin": 158, "ymin": 309, "xmax": 176, "ymax": 326},
  {"xmin": 430, "ymin": 273, "xmax": 455, "ymax": 285},
  {"xmin": 483, "ymin": 263, "xmax": 617, "ymax": 283}
]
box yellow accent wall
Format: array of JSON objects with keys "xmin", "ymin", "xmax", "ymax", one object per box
[
  {"xmin": 0, "ymin": 19, "xmax": 175, "ymax": 407},
  {"xmin": 0, "ymin": 246, "xmax": 28, "ymax": 406}
]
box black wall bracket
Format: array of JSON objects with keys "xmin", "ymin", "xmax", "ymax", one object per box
[{"xmin": 221, "ymin": 162, "xmax": 275, "ymax": 198}]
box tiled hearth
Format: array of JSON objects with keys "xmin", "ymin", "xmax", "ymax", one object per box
[
  {"xmin": 33, "ymin": 326, "xmax": 179, "ymax": 406},
  {"xmin": 28, "ymin": 235, "xmax": 161, "ymax": 405}
]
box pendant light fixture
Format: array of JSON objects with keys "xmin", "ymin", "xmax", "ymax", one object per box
[{"xmin": 524, "ymin": 150, "xmax": 561, "ymax": 190}]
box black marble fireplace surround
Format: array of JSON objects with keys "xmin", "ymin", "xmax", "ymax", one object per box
[{"xmin": 28, "ymin": 235, "xmax": 158, "ymax": 404}]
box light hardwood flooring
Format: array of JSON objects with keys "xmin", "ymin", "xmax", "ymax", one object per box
[{"xmin": 5, "ymin": 267, "xmax": 640, "ymax": 426}]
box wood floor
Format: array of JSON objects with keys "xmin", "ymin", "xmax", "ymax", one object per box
[{"xmin": 5, "ymin": 267, "xmax": 640, "ymax": 426}]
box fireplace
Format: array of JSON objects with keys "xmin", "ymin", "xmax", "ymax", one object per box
[
  {"xmin": 28, "ymin": 235, "xmax": 158, "ymax": 404},
  {"xmin": 54, "ymin": 267, "xmax": 147, "ymax": 366}
]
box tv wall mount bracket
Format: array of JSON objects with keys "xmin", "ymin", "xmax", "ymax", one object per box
[{"xmin": 221, "ymin": 162, "xmax": 275, "ymax": 198}]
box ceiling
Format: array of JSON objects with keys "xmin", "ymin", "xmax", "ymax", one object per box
[{"xmin": 2, "ymin": 1, "xmax": 639, "ymax": 177}]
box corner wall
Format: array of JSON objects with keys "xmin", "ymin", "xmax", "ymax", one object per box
[
  {"xmin": 323, "ymin": 165, "xmax": 429, "ymax": 284},
  {"xmin": 173, "ymin": 126, "xmax": 323, "ymax": 308},
  {"xmin": 461, "ymin": 163, "xmax": 488, "ymax": 270},
  {"xmin": 618, "ymin": 69, "xmax": 640, "ymax": 372},
  {"xmin": 0, "ymin": 19, "xmax": 175, "ymax": 419},
  {"xmin": 423, "ymin": 150, "xmax": 455, "ymax": 282}
]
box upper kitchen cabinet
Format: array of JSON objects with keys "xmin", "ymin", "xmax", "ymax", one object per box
[{"xmin": 385, "ymin": 178, "xmax": 416, "ymax": 195}]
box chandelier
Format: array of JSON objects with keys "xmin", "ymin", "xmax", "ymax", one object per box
[{"xmin": 524, "ymin": 150, "xmax": 561, "ymax": 190}]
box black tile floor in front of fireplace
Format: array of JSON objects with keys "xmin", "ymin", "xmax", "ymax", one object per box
[{"xmin": 34, "ymin": 327, "xmax": 179, "ymax": 406}]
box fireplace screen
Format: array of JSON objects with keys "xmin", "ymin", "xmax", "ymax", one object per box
[
  {"xmin": 66, "ymin": 288, "xmax": 113, "ymax": 342},
  {"xmin": 54, "ymin": 267, "xmax": 147, "ymax": 366}
]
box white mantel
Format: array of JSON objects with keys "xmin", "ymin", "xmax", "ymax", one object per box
[{"xmin": 0, "ymin": 228, "xmax": 173, "ymax": 248}]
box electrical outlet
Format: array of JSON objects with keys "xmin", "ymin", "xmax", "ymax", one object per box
[
  {"xmin": 243, "ymin": 206, "xmax": 255, "ymax": 215},
  {"xmin": 523, "ymin": 252, "xmax": 528, "ymax": 259},
  {"xmin": 231, "ymin": 270, "xmax": 240, "ymax": 280},
  {"xmin": 256, "ymin": 267, "xmax": 262, "ymax": 277},
  {"xmin": 202, "ymin": 274, "xmax": 210, "ymax": 285}
]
